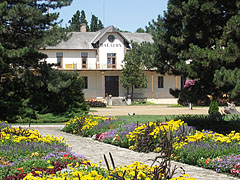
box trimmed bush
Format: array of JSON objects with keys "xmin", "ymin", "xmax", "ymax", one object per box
[{"xmin": 208, "ymin": 100, "xmax": 219, "ymax": 115}]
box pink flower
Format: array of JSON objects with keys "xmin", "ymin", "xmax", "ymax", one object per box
[
  {"xmin": 184, "ymin": 80, "xmax": 196, "ymax": 88},
  {"xmin": 97, "ymin": 132, "xmax": 109, "ymax": 141}
]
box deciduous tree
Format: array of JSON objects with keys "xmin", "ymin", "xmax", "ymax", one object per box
[{"xmin": 120, "ymin": 42, "xmax": 148, "ymax": 100}]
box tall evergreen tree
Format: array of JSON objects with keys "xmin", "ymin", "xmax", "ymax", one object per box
[
  {"xmin": 136, "ymin": 28, "xmax": 145, "ymax": 33},
  {"xmin": 68, "ymin": 10, "xmax": 89, "ymax": 32},
  {"xmin": 0, "ymin": 0, "xmax": 72, "ymax": 78},
  {"xmin": 0, "ymin": 0, "xmax": 88, "ymax": 121},
  {"xmin": 152, "ymin": 0, "xmax": 240, "ymax": 102},
  {"xmin": 68, "ymin": 10, "xmax": 81, "ymax": 32},
  {"xmin": 90, "ymin": 14, "xmax": 104, "ymax": 32}
]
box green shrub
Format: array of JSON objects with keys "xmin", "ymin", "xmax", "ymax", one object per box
[
  {"xmin": 0, "ymin": 63, "xmax": 88, "ymax": 122},
  {"xmin": 208, "ymin": 100, "xmax": 219, "ymax": 115},
  {"xmin": 173, "ymin": 115, "xmax": 240, "ymax": 134}
]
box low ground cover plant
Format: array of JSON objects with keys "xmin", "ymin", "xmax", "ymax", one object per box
[
  {"xmin": 0, "ymin": 121, "xmax": 196, "ymax": 180},
  {"xmin": 86, "ymin": 99, "xmax": 107, "ymax": 107},
  {"xmin": 63, "ymin": 115, "xmax": 240, "ymax": 177}
]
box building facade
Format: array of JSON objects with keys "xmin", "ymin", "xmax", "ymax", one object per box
[{"xmin": 39, "ymin": 25, "xmax": 181, "ymax": 102}]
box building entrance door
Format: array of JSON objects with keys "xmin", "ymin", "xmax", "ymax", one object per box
[{"xmin": 105, "ymin": 76, "xmax": 119, "ymax": 97}]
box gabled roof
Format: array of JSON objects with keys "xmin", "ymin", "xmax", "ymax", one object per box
[
  {"xmin": 91, "ymin": 25, "xmax": 130, "ymax": 44},
  {"xmin": 43, "ymin": 25, "xmax": 153, "ymax": 50},
  {"xmin": 122, "ymin": 32, "xmax": 153, "ymax": 44},
  {"xmin": 44, "ymin": 32, "xmax": 98, "ymax": 50}
]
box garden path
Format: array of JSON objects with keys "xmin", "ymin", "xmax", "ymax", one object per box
[
  {"xmin": 90, "ymin": 105, "xmax": 240, "ymax": 116},
  {"xmin": 19, "ymin": 125, "xmax": 239, "ymax": 180}
]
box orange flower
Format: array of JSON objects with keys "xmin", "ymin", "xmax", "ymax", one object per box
[{"xmin": 205, "ymin": 158, "xmax": 211, "ymax": 164}]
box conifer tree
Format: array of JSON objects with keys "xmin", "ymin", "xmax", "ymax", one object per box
[
  {"xmin": 68, "ymin": 10, "xmax": 81, "ymax": 32},
  {"xmin": 0, "ymin": 0, "xmax": 72, "ymax": 78},
  {"xmin": 136, "ymin": 28, "xmax": 145, "ymax": 33},
  {"xmin": 152, "ymin": 0, "xmax": 240, "ymax": 102},
  {"xmin": 90, "ymin": 14, "xmax": 104, "ymax": 32},
  {"xmin": 68, "ymin": 10, "xmax": 89, "ymax": 32},
  {"xmin": 0, "ymin": 0, "xmax": 89, "ymax": 121}
]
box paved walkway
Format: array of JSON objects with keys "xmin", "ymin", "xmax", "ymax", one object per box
[
  {"xmin": 17, "ymin": 125, "xmax": 238, "ymax": 180},
  {"xmin": 90, "ymin": 105, "xmax": 240, "ymax": 116}
]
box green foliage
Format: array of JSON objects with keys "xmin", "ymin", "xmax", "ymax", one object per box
[
  {"xmin": 131, "ymin": 101, "xmax": 155, "ymax": 105},
  {"xmin": 0, "ymin": 0, "xmax": 80, "ymax": 121},
  {"xmin": 152, "ymin": 0, "xmax": 240, "ymax": 100},
  {"xmin": 136, "ymin": 28, "xmax": 145, "ymax": 33},
  {"xmin": 170, "ymin": 87, "xmax": 210, "ymax": 106},
  {"xmin": 173, "ymin": 115, "xmax": 240, "ymax": 134},
  {"xmin": 120, "ymin": 42, "xmax": 149, "ymax": 100},
  {"xmin": 90, "ymin": 14, "xmax": 104, "ymax": 32},
  {"xmin": 0, "ymin": 0, "xmax": 72, "ymax": 76},
  {"xmin": 68, "ymin": 11, "xmax": 103, "ymax": 32},
  {"xmin": 208, "ymin": 100, "xmax": 219, "ymax": 115},
  {"xmin": 68, "ymin": 10, "xmax": 89, "ymax": 32},
  {"xmin": 0, "ymin": 63, "xmax": 88, "ymax": 122}
]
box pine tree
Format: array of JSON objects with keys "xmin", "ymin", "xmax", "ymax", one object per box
[
  {"xmin": 136, "ymin": 28, "xmax": 145, "ymax": 33},
  {"xmin": 98, "ymin": 19, "xmax": 104, "ymax": 30},
  {"xmin": 80, "ymin": 10, "xmax": 89, "ymax": 31},
  {"xmin": 0, "ymin": 0, "xmax": 72, "ymax": 77},
  {"xmin": 0, "ymin": 0, "xmax": 89, "ymax": 121},
  {"xmin": 68, "ymin": 10, "xmax": 89, "ymax": 32},
  {"xmin": 68, "ymin": 10, "xmax": 81, "ymax": 32},
  {"xmin": 90, "ymin": 14, "xmax": 104, "ymax": 32},
  {"xmin": 152, "ymin": 0, "xmax": 240, "ymax": 102}
]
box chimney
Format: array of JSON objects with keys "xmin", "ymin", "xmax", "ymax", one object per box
[{"xmin": 80, "ymin": 23, "xmax": 87, "ymax": 32}]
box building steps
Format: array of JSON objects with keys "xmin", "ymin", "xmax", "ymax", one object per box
[{"xmin": 110, "ymin": 97, "xmax": 128, "ymax": 106}]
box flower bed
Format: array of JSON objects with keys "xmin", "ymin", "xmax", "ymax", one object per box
[
  {"xmin": 63, "ymin": 116, "xmax": 240, "ymax": 177},
  {"xmin": 1, "ymin": 120, "xmax": 196, "ymax": 180}
]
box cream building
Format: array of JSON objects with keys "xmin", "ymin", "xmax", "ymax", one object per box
[{"xmin": 40, "ymin": 25, "xmax": 181, "ymax": 104}]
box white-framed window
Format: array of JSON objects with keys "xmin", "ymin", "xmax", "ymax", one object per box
[
  {"xmin": 107, "ymin": 53, "xmax": 116, "ymax": 68},
  {"xmin": 81, "ymin": 52, "xmax": 88, "ymax": 68}
]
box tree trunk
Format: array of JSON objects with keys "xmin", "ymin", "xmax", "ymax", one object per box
[{"xmin": 131, "ymin": 85, "xmax": 134, "ymax": 101}]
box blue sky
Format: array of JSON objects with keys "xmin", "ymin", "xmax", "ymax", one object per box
[{"xmin": 57, "ymin": 0, "xmax": 168, "ymax": 32}]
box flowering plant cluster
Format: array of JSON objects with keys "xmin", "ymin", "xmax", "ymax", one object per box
[
  {"xmin": 62, "ymin": 115, "xmax": 116, "ymax": 136},
  {"xmin": 86, "ymin": 99, "xmax": 107, "ymax": 107},
  {"xmin": 63, "ymin": 116, "xmax": 240, "ymax": 177},
  {"xmin": 0, "ymin": 121, "xmax": 197, "ymax": 180}
]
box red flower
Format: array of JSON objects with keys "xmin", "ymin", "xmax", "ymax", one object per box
[
  {"xmin": 64, "ymin": 154, "xmax": 68, "ymax": 157},
  {"xmin": 205, "ymin": 158, "xmax": 210, "ymax": 164},
  {"xmin": 110, "ymin": 126, "xmax": 113, "ymax": 129}
]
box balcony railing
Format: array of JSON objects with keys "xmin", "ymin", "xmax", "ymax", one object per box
[{"xmin": 65, "ymin": 63, "xmax": 77, "ymax": 69}]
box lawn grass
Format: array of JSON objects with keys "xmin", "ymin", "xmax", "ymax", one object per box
[{"xmin": 116, "ymin": 115, "xmax": 177, "ymax": 124}]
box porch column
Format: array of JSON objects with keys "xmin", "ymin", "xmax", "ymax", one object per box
[
  {"xmin": 101, "ymin": 71, "xmax": 105, "ymax": 98},
  {"xmin": 176, "ymin": 76, "xmax": 178, "ymax": 89},
  {"xmin": 151, "ymin": 71, "xmax": 154, "ymax": 98}
]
